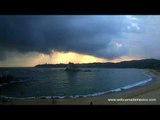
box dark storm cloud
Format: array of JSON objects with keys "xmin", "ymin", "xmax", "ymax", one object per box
[
  {"xmin": 0, "ymin": 15, "xmax": 139, "ymax": 60},
  {"xmin": 125, "ymin": 16, "xmax": 160, "ymax": 59}
]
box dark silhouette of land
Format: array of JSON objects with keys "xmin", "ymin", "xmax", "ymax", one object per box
[
  {"xmin": 64, "ymin": 62, "xmax": 81, "ymax": 72},
  {"xmin": 35, "ymin": 59, "xmax": 160, "ymax": 69},
  {"xmin": 0, "ymin": 72, "xmax": 16, "ymax": 84}
]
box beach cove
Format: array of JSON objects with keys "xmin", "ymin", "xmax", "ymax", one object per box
[{"xmin": 1, "ymin": 69, "xmax": 160, "ymax": 105}]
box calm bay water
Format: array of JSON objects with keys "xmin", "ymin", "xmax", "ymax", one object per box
[{"xmin": 0, "ymin": 68, "xmax": 151, "ymax": 98}]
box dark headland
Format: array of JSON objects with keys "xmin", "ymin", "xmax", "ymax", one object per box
[
  {"xmin": 1, "ymin": 59, "xmax": 160, "ymax": 105},
  {"xmin": 35, "ymin": 59, "xmax": 160, "ymax": 69}
]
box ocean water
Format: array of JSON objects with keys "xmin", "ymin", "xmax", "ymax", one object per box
[{"xmin": 0, "ymin": 68, "xmax": 152, "ymax": 99}]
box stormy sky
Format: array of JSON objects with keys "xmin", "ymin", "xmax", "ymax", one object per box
[{"xmin": 0, "ymin": 15, "xmax": 160, "ymax": 66}]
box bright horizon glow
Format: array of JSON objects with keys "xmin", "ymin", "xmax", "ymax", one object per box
[
  {"xmin": 0, "ymin": 51, "xmax": 137, "ymax": 67},
  {"xmin": 50, "ymin": 51, "xmax": 108, "ymax": 64},
  {"xmin": 1, "ymin": 16, "xmax": 160, "ymax": 67}
]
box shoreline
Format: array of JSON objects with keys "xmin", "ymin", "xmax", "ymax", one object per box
[
  {"xmin": 0, "ymin": 72, "xmax": 152, "ymax": 100},
  {"xmin": 1, "ymin": 69, "xmax": 160, "ymax": 105}
]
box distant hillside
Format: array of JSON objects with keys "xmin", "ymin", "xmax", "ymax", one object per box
[{"xmin": 35, "ymin": 59, "xmax": 160, "ymax": 69}]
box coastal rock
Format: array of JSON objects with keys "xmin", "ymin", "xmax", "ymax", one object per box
[
  {"xmin": 0, "ymin": 72, "xmax": 16, "ymax": 85},
  {"xmin": 64, "ymin": 62, "xmax": 81, "ymax": 72}
]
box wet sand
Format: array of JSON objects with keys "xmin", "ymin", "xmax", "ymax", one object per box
[{"xmin": 1, "ymin": 69, "xmax": 160, "ymax": 105}]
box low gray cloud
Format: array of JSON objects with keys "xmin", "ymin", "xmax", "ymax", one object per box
[{"xmin": 0, "ymin": 15, "xmax": 143, "ymax": 60}]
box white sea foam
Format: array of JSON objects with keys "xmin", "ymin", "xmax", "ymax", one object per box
[{"xmin": 0, "ymin": 71, "xmax": 153, "ymax": 100}]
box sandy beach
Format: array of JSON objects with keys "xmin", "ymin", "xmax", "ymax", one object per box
[{"xmin": 1, "ymin": 69, "xmax": 160, "ymax": 105}]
